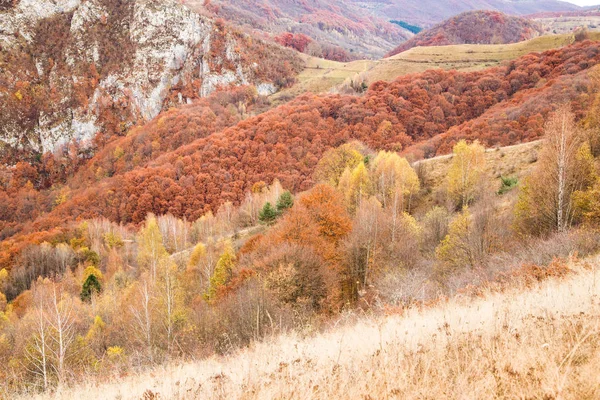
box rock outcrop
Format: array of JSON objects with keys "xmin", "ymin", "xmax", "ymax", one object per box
[{"xmin": 0, "ymin": 0, "xmax": 301, "ymax": 159}]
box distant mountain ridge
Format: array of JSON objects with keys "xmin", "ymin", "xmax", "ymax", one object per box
[
  {"xmin": 387, "ymin": 11, "xmax": 543, "ymax": 56},
  {"xmin": 186, "ymin": 0, "xmax": 581, "ymax": 61},
  {"xmin": 350, "ymin": 0, "xmax": 581, "ymax": 27},
  {"xmin": 188, "ymin": 0, "xmax": 411, "ymax": 59}
]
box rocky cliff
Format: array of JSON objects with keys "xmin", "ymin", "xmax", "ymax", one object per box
[{"xmin": 0, "ymin": 0, "xmax": 302, "ymax": 161}]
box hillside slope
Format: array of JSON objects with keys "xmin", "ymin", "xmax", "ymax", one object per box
[
  {"xmin": 37, "ymin": 258, "xmax": 600, "ymax": 399},
  {"xmin": 1, "ymin": 40, "xmax": 598, "ymax": 252},
  {"xmin": 274, "ymin": 33, "xmax": 591, "ymax": 101},
  {"xmin": 186, "ymin": 0, "xmax": 410, "ymax": 60},
  {"xmin": 0, "ymin": 0, "xmax": 302, "ymax": 163},
  {"xmin": 387, "ymin": 11, "xmax": 542, "ymax": 57},
  {"xmin": 54, "ymin": 42, "xmax": 600, "ymax": 220}
]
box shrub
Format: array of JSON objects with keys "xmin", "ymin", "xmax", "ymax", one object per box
[
  {"xmin": 258, "ymin": 202, "xmax": 278, "ymax": 225},
  {"xmin": 498, "ymin": 176, "xmax": 518, "ymax": 195}
]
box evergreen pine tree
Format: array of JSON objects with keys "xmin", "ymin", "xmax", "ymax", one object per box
[
  {"xmin": 81, "ymin": 273, "xmax": 102, "ymax": 302},
  {"xmin": 276, "ymin": 191, "xmax": 294, "ymax": 214},
  {"xmin": 259, "ymin": 202, "xmax": 278, "ymax": 225}
]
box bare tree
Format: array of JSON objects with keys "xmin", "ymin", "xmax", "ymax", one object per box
[
  {"xmin": 46, "ymin": 285, "xmax": 76, "ymax": 386},
  {"xmin": 547, "ymin": 106, "xmax": 587, "ymax": 231},
  {"xmin": 160, "ymin": 265, "xmax": 177, "ymax": 356},
  {"xmin": 157, "ymin": 214, "xmax": 190, "ymax": 254},
  {"xmin": 24, "ymin": 303, "xmax": 50, "ymax": 391},
  {"xmin": 516, "ymin": 105, "xmax": 595, "ymax": 234},
  {"xmin": 130, "ymin": 279, "xmax": 154, "ymax": 364},
  {"xmin": 23, "ymin": 283, "xmax": 77, "ymax": 390}
]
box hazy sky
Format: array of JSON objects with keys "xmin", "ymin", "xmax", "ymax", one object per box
[{"xmin": 563, "ymin": 0, "xmax": 600, "ymax": 6}]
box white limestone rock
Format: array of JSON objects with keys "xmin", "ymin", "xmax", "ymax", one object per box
[{"xmin": 1, "ymin": 0, "xmax": 283, "ymax": 155}]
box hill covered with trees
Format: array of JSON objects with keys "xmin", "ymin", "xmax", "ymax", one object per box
[
  {"xmin": 1, "ymin": 41, "xmax": 599, "ymax": 229},
  {"xmin": 387, "ymin": 11, "xmax": 542, "ymax": 56},
  {"xmin": 3, "ymin": 97, "xmax": 600, "ymax": 395},
  {"xmin": 1, "ymin": 40, "xmax": 599, "ymax": 287}
]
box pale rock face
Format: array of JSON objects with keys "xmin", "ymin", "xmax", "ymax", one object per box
[
  {"xmin": 127, "ymin": 0, "xmax": 212, "ymax": 121},
  {"xmin": 0, "ymin": 120, "xmax": 22, "ymax": 149},
  {"xmin": 0, "ymin": 0, "xmax": 81, "ymax": 44},
  {"xmin": 257, "ymin": 83, "xmax": 278, "ymax": 96},
  {"xmin": 0, "ymin": 0, "xmax": 282, "ymax": 155},
  {"xmin": 201, "ymin": 71, "xmax": 238, "ymax": 98},
  {"xmin": 67, "ymin": 0, "xmax": 106, "ymax": 66},
  {"xmin": 36, "ymin": 115, "xmax": 72, "ymax": 152}
]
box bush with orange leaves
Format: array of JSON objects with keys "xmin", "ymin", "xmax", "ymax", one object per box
[{"xmin": 241, "ymin": 184, "xmax": 352, "ymax": 311}]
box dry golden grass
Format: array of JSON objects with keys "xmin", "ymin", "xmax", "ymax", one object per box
[
  {"xmin": 269, "ymin": 55, "xmax": 376, "ymax": 102},
  {"xmin": 41, "ymin": 255, "xmax": 600, "ymax": 400}
]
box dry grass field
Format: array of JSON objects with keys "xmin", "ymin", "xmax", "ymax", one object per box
[
  {"xmin": 269, "ymin": 55, "xmax": 376, "ymax": 102},
  {"xmin": 37, "ymin": 254, "xmax": 600, "ymax": 400},
  {"xmin": 366, "ymin": 34, "xmax": 584, "ymax": 80},
  {"xmin": 535, "ymin": 16, "xmax": 600, "ymax": 35}
]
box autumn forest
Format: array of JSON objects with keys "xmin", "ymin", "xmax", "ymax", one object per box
[{"xmin": 2, "ymin": 0, "xmax": 600, "ymax": 397}]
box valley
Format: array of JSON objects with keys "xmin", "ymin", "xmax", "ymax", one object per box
[
  {"xmin": 184, "ymin": 0, "xmax": 410, "ymax": 59},
  {"xmin": 2, "ymin": 1, "xmax": 600, "ymax": 398}
]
